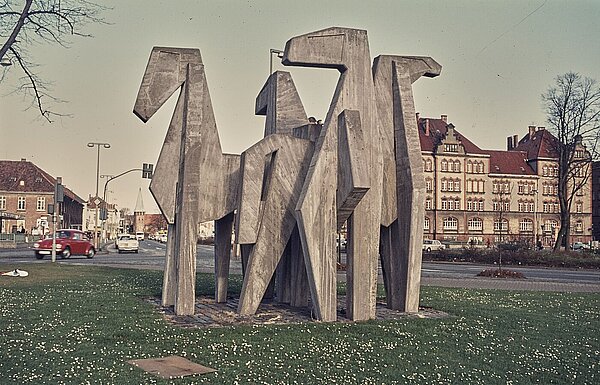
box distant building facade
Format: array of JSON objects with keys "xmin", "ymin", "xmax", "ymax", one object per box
[
  {"xmin": 420, "ymin": 116, "xmax": 593, "ymax": 246},
  {"xmin": 0, "ymin": 159, "xmax": 84, "ymax": 234},
  {"xmin": 84, "ymin": 195, "xmax": 121, "ymax": 240}
]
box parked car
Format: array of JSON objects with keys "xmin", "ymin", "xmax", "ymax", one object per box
[
  {"xmin": 116, "ymin": 234, "xmax": 139, "ymax": 253},
  {"xmin": 572, "ymin": 242, "xmax": 591, "ymax": 251},
  {"xmin": 135, "ymin": 232, "xmax": 145, "ymax": 241},
  {"xmin": 422, "ymin": 239, "xmax": 446, "ymax": 252},
  {"xmin": 33, "ymin": 229, "xmax": 95, "ymax": 259},
  {"xmin": 158, "ymin": 233, "xmax": 168, "ymax": 243}
]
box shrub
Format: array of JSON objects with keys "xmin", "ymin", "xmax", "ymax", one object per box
[{"xmin": 424, "ymin": 247, "xmax": 600, "ymax": 269}]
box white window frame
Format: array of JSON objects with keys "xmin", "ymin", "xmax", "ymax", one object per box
[
  {"xmin": 519, "ymin": 218, "xmax": 533, "ymax": 232},
  {"xmin": 468, "ymin": 218, "xmax": 483, "ymax": 231},
  {"xmin": 36, "ymin": 197, "xmax": 46, "ymax": 211},
  {"xmin": 443, "ymin": 217, "xmax": 458, "ymax": 231},
  {"xmin": 17, "ymin": 196, "xmax": 26, "ymax": 211}
]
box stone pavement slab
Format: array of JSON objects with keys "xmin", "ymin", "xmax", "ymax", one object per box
[{"xmin": 148, "ymin": 295, "xmax": 448, "ymax": 328}]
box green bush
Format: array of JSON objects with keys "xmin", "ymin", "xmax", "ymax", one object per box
[{"xmin": 424, "ymin": 247, "xmax": 600, "ymax": 269}]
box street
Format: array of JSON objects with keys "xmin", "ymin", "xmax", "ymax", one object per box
[{"xmin": 1, "ymin": 240, "xmax": 599, "ymax": 285}]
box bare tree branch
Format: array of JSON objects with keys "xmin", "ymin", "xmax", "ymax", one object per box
[
  {"xmin": 0, "ymin": 0, "xmax": 108, "ymax": 120},
  {"xmin": 542, "ymin": 72, "xmax": 599, "ymax": 250}
]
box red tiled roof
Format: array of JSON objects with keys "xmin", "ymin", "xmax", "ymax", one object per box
[
  {"xmin": 417, "ymin": 117, "xmax": 536, "ymax": 175},
  {"xmin": 485, "ymin": 150, "xmax": 536, "ymax": 175},
  {"xmin": 0, "ymin": 160, "xmax": 84, "ymax": 203},
  {"xmin": 418, "ymin": 118, "xmax": 488, "ymax": 155},
  {"xmin": 513, "ymin": 129, "xmax": 558, "ymax": 159}
]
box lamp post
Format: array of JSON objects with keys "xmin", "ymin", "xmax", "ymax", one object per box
[
  {"xmin": 87, "ymin": 142, "xmax": 111, "ymax": 250},
  {"xmin": 269, "ymin": 49, "xmax": 284, "ymax": 75},
  {"xmin": 100, "ymin": 174, "xmax": 113, "ymax": 243}
]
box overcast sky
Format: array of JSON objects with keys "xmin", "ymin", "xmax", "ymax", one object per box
[{"xmin": 1, "ymin": 0, "xmax": 599, "ymax": 214}]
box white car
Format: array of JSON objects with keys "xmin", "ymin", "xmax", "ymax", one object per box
[
  {"xmin": 422, "ymin": 239, "xmax": 446, "ymax": 252},
  {"xmin": 116, "ymin": 234, "xmax": 139, "ymax": 253}
]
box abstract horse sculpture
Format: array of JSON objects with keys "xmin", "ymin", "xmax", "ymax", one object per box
[
  {"xmin": 133, "ymin": 47, "xmax": 239, "ymax": 315},
  {"xmin": 133, "ymin": 27, "xmax": 442, "ymax": 321},
  {"xmin": 282, "ymin": 27, "xmax": 383, "ymax": 321},
  {"xmin": 373, "ymin": 55, "xmax": 442, "ymax": 312}
]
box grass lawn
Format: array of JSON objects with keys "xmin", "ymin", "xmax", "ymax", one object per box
[{"xmin": 0, "ymin": 263, "xmax": 598, "ymax": 384}]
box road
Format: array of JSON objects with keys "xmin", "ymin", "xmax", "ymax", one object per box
[{"xmin": 1, "ymin": 240, "xmax": 598, "ymax": 285}]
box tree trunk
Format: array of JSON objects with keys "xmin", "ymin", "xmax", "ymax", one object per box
[{"xmin": 0, "ymin": 0, "xmax": 33, "ymax": 61}]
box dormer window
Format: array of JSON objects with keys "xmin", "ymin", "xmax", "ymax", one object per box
[{"xmin": 445, "ymin": 144, "xmax": 458, "ymax": 152}]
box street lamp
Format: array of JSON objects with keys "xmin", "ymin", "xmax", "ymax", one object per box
[
  {"xmin": 87, "ymin": 142, "xmax": 111, "ymax": 250},
  {"xmin": 269, "ymin": 49, "xmax": 284, "ymax": 75},
  {"xmin": 100, "ymin": 174, "xmax": 113, "ymax": 242}
]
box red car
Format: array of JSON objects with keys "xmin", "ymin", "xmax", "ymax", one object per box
[{"xmin": 33, "ymin": 229, "xmax": 96, "ymax": 259}]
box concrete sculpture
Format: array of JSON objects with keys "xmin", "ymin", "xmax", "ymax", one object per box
[
  {"xmin": 133, "ymin": 47, "xmax": 239, "ymax": 315},
  {"xmin": 282, "ymin": 27, "xmax": 383, "ymax": 321},
  {"xmin": 373, "ymin": 56, "xmax": 441, "ymax": 312},
  {"xmin": 134, "ymin": 27, "xmax": 441, "ymax": 320}
]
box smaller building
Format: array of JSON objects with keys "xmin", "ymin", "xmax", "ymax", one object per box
[
  {"xmin": 0, "ymin": 159, "xmax": 84, "ymax": 235},
  {"xmin": 84, "ymin": 195, "xmax": 121, "ymax": 241}
]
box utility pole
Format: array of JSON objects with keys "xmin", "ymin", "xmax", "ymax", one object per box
[
  {"xmin": 51, "ymin": 177, "xmax": 63, "ymax": 262},
  {"xmin": 87, "ymin": 142, "xmax": 111, "ymax": 250}
]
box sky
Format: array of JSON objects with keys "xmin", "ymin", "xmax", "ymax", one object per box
[{"xmin": 1, "ymin": 0, "xmax": 599, "ymax": 214}]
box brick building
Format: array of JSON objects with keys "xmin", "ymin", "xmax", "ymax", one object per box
[
  {"xmin": 420, "ymin": 116, "xmax": 593, "ymax": 247},
  {"xmin": 0, "ymin": 159, "xmax": 84, "ymax": 235}
]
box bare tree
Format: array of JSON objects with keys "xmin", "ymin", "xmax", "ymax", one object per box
[
  {"xmin": 0, "ymin": 0, "xmax": 107, "ymax": 122},
  {"xmin": 542, "ymin": 72, "xmax": 600, "ymax": 251}
]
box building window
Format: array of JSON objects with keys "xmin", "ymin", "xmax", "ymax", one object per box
[
  {"xmin": 36, "ymin": 197, "xmax": 46, "ymax": 211},
  {"xmin": 441, "ymin": 159, "xmax": 448, "ymax": 172},
  {"xmin": 519, "ymin": 218, "xmax": 533, "ymax": 232},
  {"xmin": 441, "ymin": 179, "xmax": 447, "ymax": 191},
  {"xmin": 454, "ymin": 160, "xmax": 461, "ymax": 172},
  {"xmin": 17, "ymin": 196, "xmax": 26, "ymax": 211},
  {"xmin": 426, "ymin": 178, "xmax": 433, "ymax": 192},
  {"xmin": 445, "ymin": 144, "xmax": 458, "ymax": 152},
  {"xmin": 0, "ymin": 196, "xmax": 5, "ymax": 210},
  {"xmin": 454, "ymin": 180, "xmax": 461, "ymax": 192},
  {"xmin": 468, "ymin": 217, "xmax": 483, "ymax": 231},
  {"xmin": 494, "ymin": 219, "xmax": 509, "ymax": 232},
  {"xmin": 576, "ymin": 201, "xmax": 583, "ymax": 213},
  {"xmin": 424, "ymin": 217, "xmax": 430, "ymax": 231},
  {"xmin": 478, "ymin": 200, "xmax": 484, "ymax": 211},
  {"xmin": 477, "ymin": 162, "xmax": 484, "ymax": 173},
  {"xmin": 467, "ymin": 161, "xmax": 473, "ymax": 173},
  {"xmin": 542, "ymin": 166, "xmax": 548, "ymax": 176},
  {"xmin": 443, "ymin": 217, "xmax": 458, "ymax": 231},
  {"xmin": 575, "ymin": 221, "xmax": 583, "ymax": 233},
  {"xmin": 424, "ymin": 159, "xmax": 433, "ymax": 172},
  {"xmin": 425, "ymin": 198, "xmax": 432, "ymax": 210}
]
